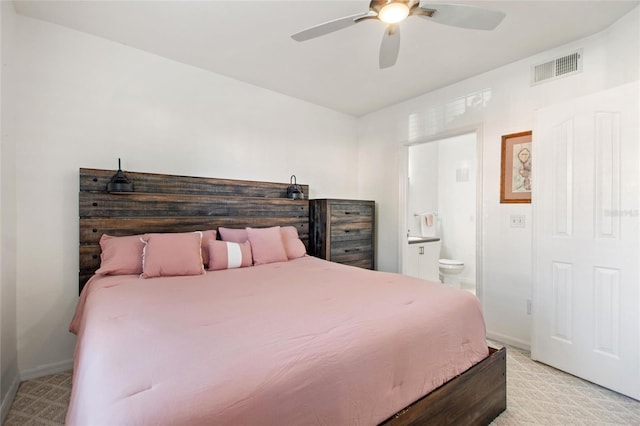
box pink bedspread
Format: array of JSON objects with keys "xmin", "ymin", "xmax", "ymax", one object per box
[{"xmin": 67, "ymin": 256, "xmax": 488, "ymax": 425}]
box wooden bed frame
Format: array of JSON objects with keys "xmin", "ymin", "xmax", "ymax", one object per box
[{"xmin": 78, "ymin": 167, "xmax": 506, "ymax": 425}]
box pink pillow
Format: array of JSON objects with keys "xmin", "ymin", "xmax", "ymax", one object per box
[
  {"xmin": 280, "ymin": 226, "xmax": 307, "ymax": 260},
  {"xmin": 141, "ymin": 232, "xmax": 205, "ymax": 278},
  {"xmin": 200, "ymin": 229, "xmax": 217, "ymax": 267},
  {"xmin": 208, "ymin": 240, "xmax": 252, "ymax": 271},
  {"xmin": 95, "ymin": 234, "xmax": 144, "ymax": 275},
  {"xmin": 218, "ymin": 227, "xmax": 249, "ymax": 243},
  {"xmin": 247, "ymin": 226, "xmax": 288, "ymax": 265}
]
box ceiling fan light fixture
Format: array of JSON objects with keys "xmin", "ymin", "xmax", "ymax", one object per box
[
  {"xmin": 290, "ymin": 1, "xmax": 506, "ymax": 70},
  {"xmin": 378, "ymin": 2, "xmax": 410, "ymax": 24}
]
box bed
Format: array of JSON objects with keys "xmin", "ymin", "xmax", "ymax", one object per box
[{"xmin": 71, "ymin": 168, "xmax": 506, "ymax": 425}]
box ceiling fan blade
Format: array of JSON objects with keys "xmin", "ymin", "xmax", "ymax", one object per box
[
  {"xmin": 379, "ymin": 24, "xmax": 400, "ymax": 69},
  {"xmin": 417, "ymin": 3, "xmax": 505, "ymax": 30},
  {"xmin": 291, "ymin": 11, "xmax": 373, "ymax": 41}
]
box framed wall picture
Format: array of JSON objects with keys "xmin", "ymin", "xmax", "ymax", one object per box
[{"xmin": 500, "ymin": 131, "xmax": 532, "ymax": 203}]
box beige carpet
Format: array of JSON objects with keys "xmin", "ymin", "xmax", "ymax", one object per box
[
  {"xmin": 491, "ymin": 346, "xmax": 640, "ymax": 425},
  {"xmin": 3, "ymin": 370, "xmax": 70, "ymax": 425},
  {"xmin": 3, "ymin": 346, "xmax": 640, "ymax": 425}
]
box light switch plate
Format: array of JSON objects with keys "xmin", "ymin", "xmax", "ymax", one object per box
[{"xmin": 510, "ymin": 214, "xmax": 526, "ymax": 228}]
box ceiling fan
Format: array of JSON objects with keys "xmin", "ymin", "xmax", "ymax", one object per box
[{"xmin": 291, "ymin": 0, "xmax": 506, "ymax": 69}]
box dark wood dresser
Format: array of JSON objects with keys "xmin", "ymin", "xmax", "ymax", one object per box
[{"xmin": 309, "ymin": 199, "xmax": 375, "ymax": 270}]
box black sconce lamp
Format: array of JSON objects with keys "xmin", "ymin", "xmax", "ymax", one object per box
[
  {"xmin": 287, "ymin": 175, "xmax": 304, "ymax": 200},
  {"xmin": 107, "ymin": 158, "xmax": 134, "ymax": 193}
]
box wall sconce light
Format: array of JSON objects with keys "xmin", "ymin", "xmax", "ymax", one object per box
[
  {"xmin": 287, "ymin": 175, "xmax": 304, "ymax": 200},
  {"xmin": 107, "ymin": 158, "xmax": 134, "ymax": 193}
]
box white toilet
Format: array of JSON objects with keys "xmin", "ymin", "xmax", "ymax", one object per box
[{"xmin": 439, "ymin": 258, "xmax": 464, "ymax": 288}]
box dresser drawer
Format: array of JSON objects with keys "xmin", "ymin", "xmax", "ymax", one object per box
[
  {"xmin": 338, "ymin": 258, "xmax": 373, "ymax": 269},
  {"xmin": 330, "ymin": 240, "xmax": 372, "ymax": 261},
  {"xmin": 330, "ymin": 221, "xmax": 373, "ymax": 241},
  {"xmin": 329, "ymin": 202, "xmax": 374, "ymax": 223},
  {"xmin": 331, "ymin": 247, "xmax": 372, "ymax": 268},
  {"xmin": 330, "ymin": 238, "xmax": 372, "ymax": 252}
]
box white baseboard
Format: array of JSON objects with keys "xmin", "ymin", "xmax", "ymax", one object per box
[
  {"xmin": 487, "ymin": 330, "xmax": 531, "ymax": 352},
  {"xmin": 0, "ymin": 373, "xmax": 20, "ymax": 424},
  {"xmin": 20, "ymin": 359, "xmax": 73, "ymax": 382}
]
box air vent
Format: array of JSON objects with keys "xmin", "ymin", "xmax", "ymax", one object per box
[{"xmin": 531, "ymin": 49, "xmax": 583, "ymax": 85}]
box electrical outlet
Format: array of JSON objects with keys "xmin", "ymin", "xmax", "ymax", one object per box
[{"xmin": 510, "ymin": 214, "xmax": 526, "ymax": 228}]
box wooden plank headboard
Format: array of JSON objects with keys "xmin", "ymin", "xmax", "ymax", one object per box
[{"xmin": 79, "ymin": 168, "xmax": 309, "ymax": 293}]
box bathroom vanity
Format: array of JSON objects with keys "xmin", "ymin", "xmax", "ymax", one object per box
[{"xmin": 405, "ymin": 237, "xmax": 441, "ymax": 282}]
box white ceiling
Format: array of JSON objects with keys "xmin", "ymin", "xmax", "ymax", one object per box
[{"xmin": 12, "ymin": 0, "xmax": 640, "ymax": 116}]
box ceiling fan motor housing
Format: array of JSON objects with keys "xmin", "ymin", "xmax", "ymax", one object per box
[
  {"xmin": 371, "ymin": 0, "xmax": 409, "ymax": 12},
  {"xmin": 373, "ymin": 0, "xmax": 412, "ymax": 24}
]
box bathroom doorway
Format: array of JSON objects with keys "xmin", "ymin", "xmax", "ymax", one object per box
[{"xmin": 400, "ymin": 130, "xmax": 482, "ymax": 297}]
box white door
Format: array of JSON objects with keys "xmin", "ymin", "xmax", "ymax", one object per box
[{"xmin": 532, "ymin": 82, "xmax": 639, "ymax": 400}]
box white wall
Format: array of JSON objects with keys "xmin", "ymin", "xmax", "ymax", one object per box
[
  {"xmin": 437, "ymin": 133, "xmax": 476, "ymax": 286},
  {"xmin": 357, "ymin": 7, "xmax": 640, "ymax": 349},
  {"xmin": 407, "ymin": 142, "xmax": 438, "ymax": 237},
  {"xmin": 0, "ymin": 0, "xmax": 20, "ymax": 416},
  {"xmin": 9, "ymin": 14, "xmax": 359, "ymax": 376}
]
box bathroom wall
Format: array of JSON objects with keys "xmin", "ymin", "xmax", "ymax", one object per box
[
  {"xmin": 407, "ymin": 133, "xmax": 476, "ymax": 287},
  {"xmin": 407, "ymin": 142, "xmax": 438, "ymax": 237},
  {"xmin": 436, "ymin": 133, "xmax": 476, "ymax": 287}
]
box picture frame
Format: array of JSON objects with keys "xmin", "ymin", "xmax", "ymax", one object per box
[{"xmin": 500, "ymin": 131, "xmax": 532, "ymax": 203}]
